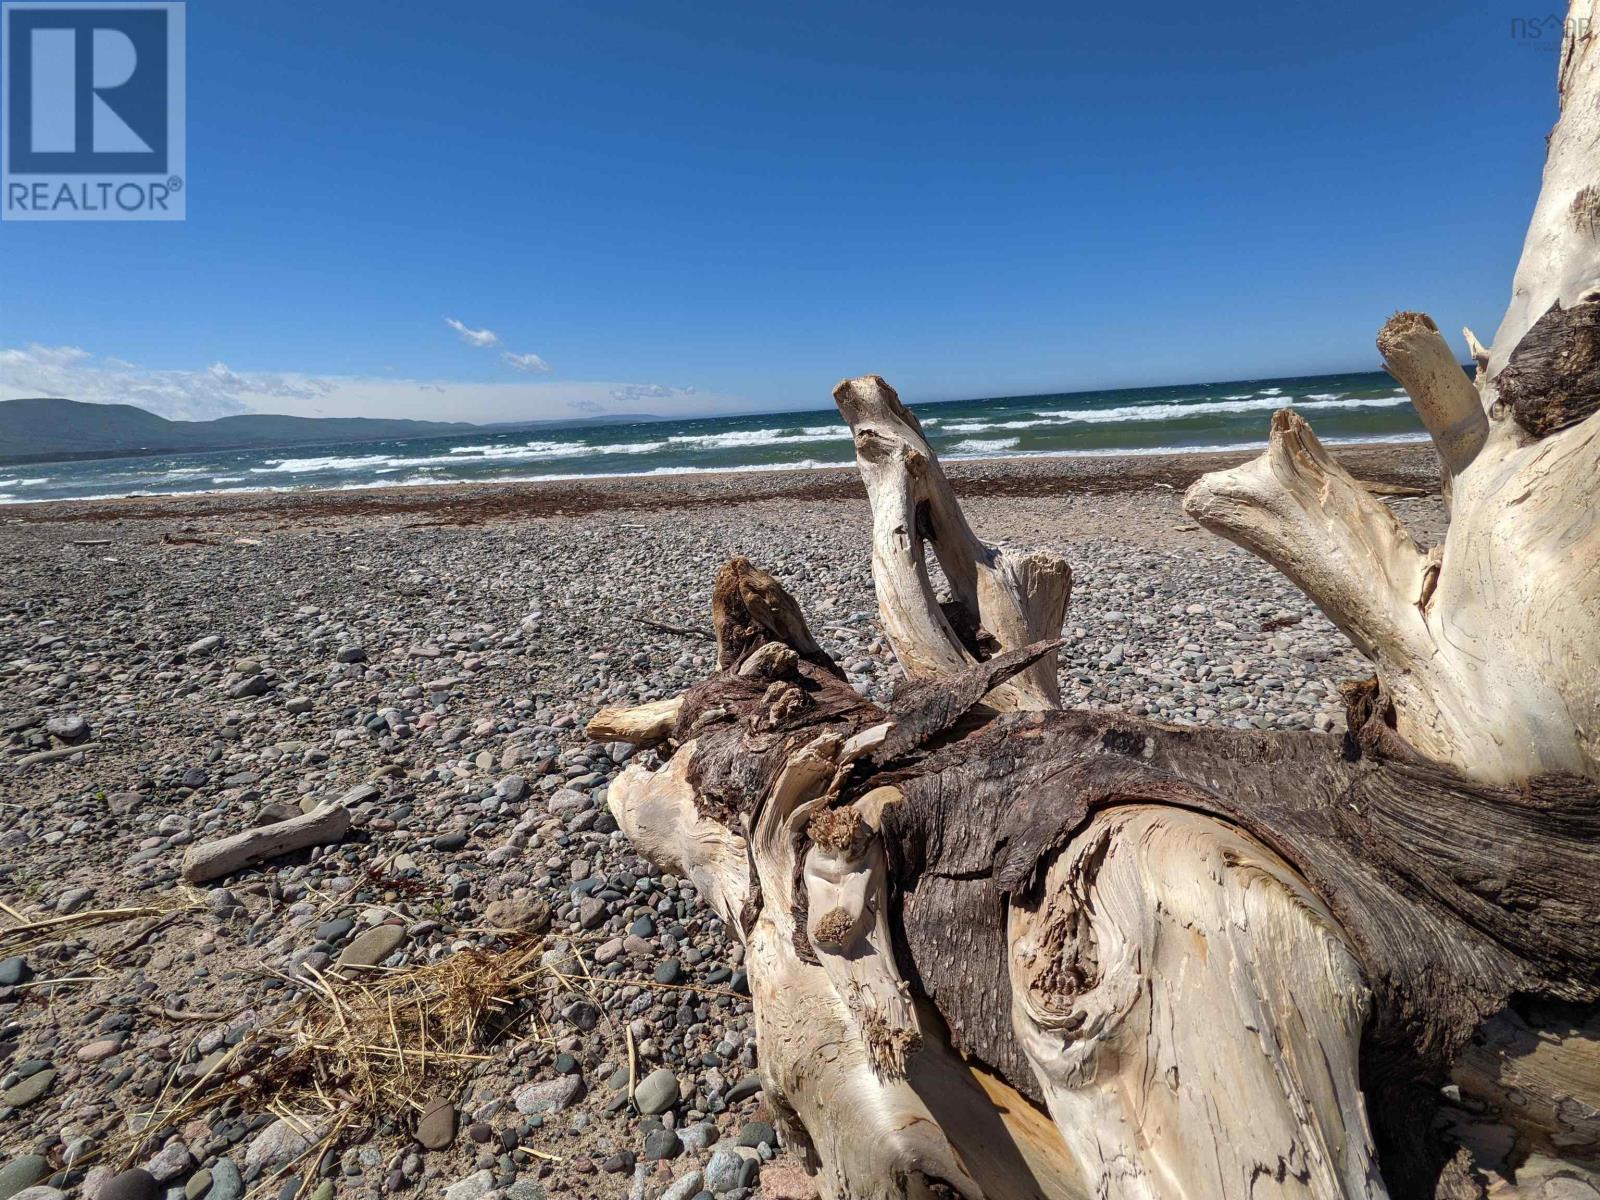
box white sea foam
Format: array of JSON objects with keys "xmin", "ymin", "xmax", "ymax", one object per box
[
  {"xmin": 936, "ymin": 393, "xmax": 1409, "ymax": 434},
  {"xmin": 950, "ymin": 437, "xmax": 1021, "ymax": 453},
  {"xmin": 662, "ymin": 425, "xmax": 850, "ymax": 449}
]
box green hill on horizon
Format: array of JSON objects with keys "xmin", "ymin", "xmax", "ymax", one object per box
[{"xmin": 0, "ymin": 398, "xmax": 485, "ymax": 465}]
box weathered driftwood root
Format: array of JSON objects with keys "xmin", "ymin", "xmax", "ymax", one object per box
[
  {"xmin": 603, "ymin": 564, "xmax": 1084, "ymax": 1199},
  {"xmin": 597, "ymin": 9, "xmax": 1600, "ymax": 1195},
  {"xmin": 603, "ymin": 539, "xmax": 1600, "ymax": 1196},
  {"xmin": 1185, "ymin": 4, "xmax": 1600, "ymax": 785}
]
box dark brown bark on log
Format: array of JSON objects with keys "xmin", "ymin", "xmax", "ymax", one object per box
[
  {"xmin": 710, "ymin": 556, "xmax": 841, "ymax": 676},
  {"xmin": 873, "ymin": 639, "xmax": 1060, "ymax": 765},
  {"xmin": 640, "ymin": 559, "xmax": 1600, "ymax": 1196},
  {"xmin": 873, "ymin": 705, "xmax": 1600, "ymax": 1197},
  {"xmin": 1499, "ymin": 297, "xmax": 1600, "ymax": 437}
]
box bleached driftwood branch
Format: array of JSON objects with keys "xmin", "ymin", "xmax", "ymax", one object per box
[
  {"xmin": 833, "ymin": 374, "xmax": 1069, "ymax": 711},
  {"xmin": 183, "ymin": 799, "xmax": 355, "ymax": 883},
  {"xmin": 1375, "ymin": 310, "xmax": 1487, "ymax": 496},
  {"xmin": 584, "ymin": 696, "xmax": 683, "ymax": 746},
  {"xmin": 1186, "ymin": 2, "xmax": 1600, "ymax": 783}
]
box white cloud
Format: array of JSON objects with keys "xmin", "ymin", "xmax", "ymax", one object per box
[
  {"xmin": 0, "ymin": 342, "xmax": 332, "ymax": 419},
  {"xmin": 445, "ymin": 317, "xmax": 551, "ymax": 374},
  {"xmin": 0, "ymin": 343, "xmax": 751, "ymax": 424},
  {"xmin": 443, "ymin": 317, "xmax": 500, "ymax": 348},
  {"xmin": 501, "ymin": 351, "xmax": 551, "ymax": 373},
  {"xmin": 0, "ymin": 344, "xmax": 90, "ymax": 370}
]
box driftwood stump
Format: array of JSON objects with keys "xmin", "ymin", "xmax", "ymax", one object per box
[{"xmin": 595, "ymin": 6, "xmax": 1600, "ymax": 1196}]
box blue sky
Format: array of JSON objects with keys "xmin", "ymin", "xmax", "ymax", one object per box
[{"xmin": 0, "ymin": 0, "xmax": 1568, "ymax": 422}]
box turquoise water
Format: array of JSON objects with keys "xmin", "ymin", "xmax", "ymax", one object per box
[{"xmin": 0, "ymin": 369, "xmax": 1425, "ymax": 504}]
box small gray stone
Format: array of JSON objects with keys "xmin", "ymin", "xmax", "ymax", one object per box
[
  {"xmin": 0, "ymin": 1157, "xmax": 50, "ymax": 1200},
  {"xmin": 678, "ymin": 1124, "xmax": 716, "ymax": 1154},
  {"xmin": 45, "ymin": 714, "xmax": 88, "ymax": 743},
  {"xmin": 0, "ymin": 956, "xmax": 31, "ymax": 987},
  {"xmin": 204, "ymin": 1159, "xmax": 242, "ymax": 1200},
  {"xmin": 513, "ymin": 1075, "xmax": 584, "ymax": 1114},
  {"xmin": 442, "ymin": 1169, "xmax": 494, "ymax": 1200},
  {"xmin": 703, "ymin": 1149, "xmax": 758, "ymax": 1194},
  {"xmin": 9, "ymin": 1188, "xmax": 66, "ymax": 1200},
  {"xmin": 724, "ymin": 1074, "xmax": 762, "ymax": 1103},
  {"xmin": 633, "ymin": 1068, "xmax": 680, "ymax": 1116},
  {"xmin": 561, "ymin": 1000, "xmax": 599, "ymax": 1031},
  {"xmin": 659, "ymin": 1171, "xmax": 704, "ymax": 1200},
  {"xmin": 144, "ymin": 1141, "xmax": 193, "ymax": 1183},
  {"xmin": 336, "ymin": 925, "xmax": 405, "ymax": 974},
  {"xmin": 482, "ymin": 896, "xmax": 549, "ymax": 933},
  {"xmin": 642, "ymin": 1128, "xmax": 682, "ymax": 1160},
  {"xmin": 416, "ymin": 1097, "xmax": 455, "ymax": 1150},
  {"xmin": 736, "ymin": 1121, "xmax": 775, "ymax": 1149},
  {"xmin": 99, "ymin": 1168, "xmax": 159, "ymax": 1200},
  {"xmin": 2, "ymin": 1068, "xmax": 55, "ymax": 1108},
  {"xmin": 314, "ymin": 917, "xmax": 353, "ymax": 942},
  {"xmin": 243, "ymin": 1119, "xmax": 322, "ymax": 1173}
]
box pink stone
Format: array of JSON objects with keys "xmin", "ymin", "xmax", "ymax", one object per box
[{"xmin": 76, "ymin": 1038, "xmax": 122, "ymax": 1063}]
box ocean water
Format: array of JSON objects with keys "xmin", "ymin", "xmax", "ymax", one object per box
[{"xmin": 0, "ymin": 370, "xmax": 1426, "ymax": 504}]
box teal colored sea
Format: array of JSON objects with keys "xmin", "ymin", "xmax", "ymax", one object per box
[{"xmin": 0, "ymin": 370, "xmax": 1425, "ymax": 504}]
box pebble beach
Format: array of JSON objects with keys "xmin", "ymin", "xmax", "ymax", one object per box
[{"xmin": 0, "ymin": 442, "xmax": 1444, "ymax": 1200}]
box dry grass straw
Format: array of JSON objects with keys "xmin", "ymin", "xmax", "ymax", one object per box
[
  {"xmin": 0, "ymin": 895, "xmax": 201, "ymax": 960},
  {"xmin": 90, "ymin": 932, "xmax": 737, "ymax": 1195},
  {"xmin": 97, "ymin": 937, "xmax": 551, "ymax": 1195},
  {"xmin": 248, "ymin": 937, "xmax": 549, "ymax": 1119}
]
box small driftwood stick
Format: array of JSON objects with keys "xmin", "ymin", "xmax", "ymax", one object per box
[
  {"xmin": 182, "ymin": 785, "xmax": 373, "ymax": 882},
  {"xmin": 14, "ymin": 744, "xmax": 97, "ymax": 767}
]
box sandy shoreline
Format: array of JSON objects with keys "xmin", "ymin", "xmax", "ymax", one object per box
[{"xmin": 1, "ymin": 441, "xmax": 1438, "ymax": 524}]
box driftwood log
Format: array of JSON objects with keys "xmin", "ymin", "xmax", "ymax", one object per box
[
  {"xmin": 594, "ymin": 9, "xmax": 1600, "ymax": 1197},
  {"xmin": 181, "ymin": 783, "xmax": 373, "ymax": 883}
]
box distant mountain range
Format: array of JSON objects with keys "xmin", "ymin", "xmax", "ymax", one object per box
[{"xmin": 0, "ymin": 398, "xmax": 653, "ymax": 465}]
